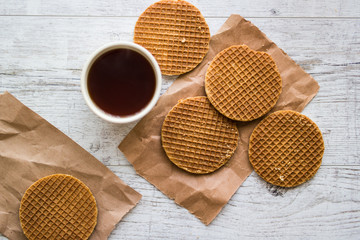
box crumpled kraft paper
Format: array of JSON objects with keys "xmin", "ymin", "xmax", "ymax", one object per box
[
  {"xmin": 0, "ymin": 92, "xmax": 142, "ymax": 239},
  {"xmin": 119, "ymin": 14, "xmax": 320, "ymax": 225}
]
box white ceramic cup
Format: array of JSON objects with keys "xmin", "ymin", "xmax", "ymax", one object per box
[{"xmin": 81, "ymin": 42, "xmax": 162, "ymax": 124}]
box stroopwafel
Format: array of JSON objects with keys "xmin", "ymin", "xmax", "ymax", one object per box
[
  {"xmin": 205, "ymin": 45, "xmax": 282, "ymax": 121},
  {"xmin": 19, "ymin": 174, "xmax": 97, "ymax": 240},
  {"xmin": 249, "ymin": 110, "xmax": 325, "ymax": 187},
  {"xmin": 161, "ymin": 96, "xmax": 239, "ymax": 174},
  {"xmin": 134, "ymin": 0, "xmax": 210, "ymax": 75}
]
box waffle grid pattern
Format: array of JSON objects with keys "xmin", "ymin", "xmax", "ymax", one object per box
[
  {"xmin": 134, "ymin": 0, "xmax": 210, "ymax": 75},
  {"xmin": 205, "ymin": 45, "xmax": 282, "ymax": 121},
  {"xmin": 19, "ymin": 174, "xmax": 97, "ymax": 240},
  {"xmin": 161, "ymin": 96, "xmax": 239, "ymax": 174},
  {"xmin": 249, "ymin": 110, "xmax": 325, "ymax": 187}
]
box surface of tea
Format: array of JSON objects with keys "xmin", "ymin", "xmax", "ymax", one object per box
[{"xmin": 88, "ymin": 49, "xmax": 156, "ymax": 116}]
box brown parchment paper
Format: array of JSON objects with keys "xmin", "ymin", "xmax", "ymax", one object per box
[
  {"xmin": 119, "ymin": 14, "xmax": 320, "ymax": 225},
  {"xmin": 0, "ymin": 92, "xmax": 142, "ymax": 240}
]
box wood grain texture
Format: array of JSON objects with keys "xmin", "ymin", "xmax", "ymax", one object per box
[
  {"xmin": 0, "ymin": 0, "xmax": 359, "ymax": 17},
  {"xmin": 1, "ymin": 17, "xmax": 358, "ymax": 166},
  {"xmin": 107, "ymin": 166, "xmax": 360, "ymax": 239},
  {"xmin": 0, "ymin": 0, "xmax": 359, "ymax": 239}
]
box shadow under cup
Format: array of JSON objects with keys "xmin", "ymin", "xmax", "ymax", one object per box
[{"xmin": 81, "ymin": 42, "xmax": 162, "ymax": 124}]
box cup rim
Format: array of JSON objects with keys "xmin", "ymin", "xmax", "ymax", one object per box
[{"xmin": 81, "ymin": 41, "xmax": 162, "ymax": 124}]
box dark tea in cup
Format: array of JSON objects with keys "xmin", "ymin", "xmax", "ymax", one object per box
[
  {"xmin": 81, "ymin": 42, "xmax": 162, "ymax": 124},
  {"xmin": 88, "ymin": 49, "xmax": 156, "ymax": 116}
]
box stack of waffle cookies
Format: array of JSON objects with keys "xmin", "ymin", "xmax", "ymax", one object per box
[{"xmin": 159, "ymin": 37, "xmax": 324, "ymax": 187}]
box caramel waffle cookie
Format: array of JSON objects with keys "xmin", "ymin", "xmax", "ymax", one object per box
[
  {"xmin": 134, "ymin": 0, "xmax": 210, "ymax": 75},
  {"xmin": 205, "ymin": 45, "xmax": 282, "ymax": 121},
  {"xmin": 161, "ymin": 96, "xmax": 239, "ymax": 174},
  {"xmin": 19, "ymin": 174, "xmax": 97, "ymax": 240},
  {"xmin": 249, "ymin": 110, "xmax": 325, "ymax": 187}
]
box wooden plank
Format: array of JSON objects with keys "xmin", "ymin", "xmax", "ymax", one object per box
[
  {"xmin": 0, "ymin": 0, "xmax": 359, "ymax": 18},
  {"xmin": 108, "ymin": 165, "xmax": 360, "ymax": 239},
  {"xmin": 1, "ymin": 166, "xmax": 359, "ymax": 239},
  {"xmin": 0, "ymin": 17, "xmax": 359, "ymax": 166}
]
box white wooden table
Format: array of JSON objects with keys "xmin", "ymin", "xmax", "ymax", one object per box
[{"xmin": 1, "ymin": 0, "xmax": 359, "ymax": 239}]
